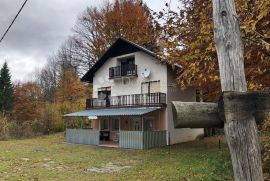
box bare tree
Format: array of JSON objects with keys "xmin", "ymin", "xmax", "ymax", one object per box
[{"xmin": 35, "ymin": 59, "xmax": 58, "ymax": 103}]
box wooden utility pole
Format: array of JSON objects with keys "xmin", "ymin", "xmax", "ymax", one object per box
[
  {"xmin": 172, "ymin": 0, "xmax": 270, "ymax": 179},
  {"xmin": 212, "ymin": 0, "xmax": 263, "ymax": 180}
]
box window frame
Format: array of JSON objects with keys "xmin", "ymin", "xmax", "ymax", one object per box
[
  {"xmin": 143, "ymin": 117, "xmax": 155, "ymax": 131},
  {"xmin": 141, "ymin": 80, "xmax": 161, "ymax": 94},
  {"xmin": 100, "ymin": 119, "xmax": 109, "ymax": 131},
  {"xmin": 111, "ymin": 118, "xmax": 120, "ymax": 132}
]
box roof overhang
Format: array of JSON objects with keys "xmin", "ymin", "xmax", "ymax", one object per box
[
  {"xmin": 81, "ymin": 38, "xmax": 156, "ymax": 83},
  {"xmin": 64, "ymin": 107, "xmax": 161, "ymax": 117}
]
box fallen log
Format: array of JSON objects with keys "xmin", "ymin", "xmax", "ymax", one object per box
[
  {"xmin": 172, "ymin": 102, "xmax": 223, "ymax": 128},
  {"xmin": 172, "ymin": 91, "xmax": 270, "ymax": 129}
]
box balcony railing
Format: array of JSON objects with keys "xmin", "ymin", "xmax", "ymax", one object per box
[
  {"xmin": 86, "ymin": 92, "xmax": 166, "ymax": 109},
  {"xmin": 109, "ymin": 64, "xmax": 137, "ymax": 79}
]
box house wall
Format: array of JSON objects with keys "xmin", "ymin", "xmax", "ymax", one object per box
[
  {"xmin": 92, "ymin": 51, "xmax": 204, "ymax": 145},
  {"xmin": 120, "ymin": 117, "xmax": 130, "ymax": 131},
  {"xmin": 92, "ymin": 119, "xmax": 99, "ymax": 130},
  {"xmin": 144, "ymin": 108, "xmax": 166, "ymax": 130},
  {"xmin": 92, "ymin": 51, "xmax": 167, "ymax": 98},
  {"xmin": 166, "ymin": 66, "xmax": 204, "ymax": 145}
]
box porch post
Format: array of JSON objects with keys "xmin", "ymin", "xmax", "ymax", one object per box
[
  {"xmin": 141, "ymin": 116, "xmax": 144, "ymax": 131},
  {"xmin": 119, "ymin": 117, "xmax": 121, "ymax": 131},
  {"xmin": 80, "ymin": 118, "xmax": 83, "ymax": 128}
]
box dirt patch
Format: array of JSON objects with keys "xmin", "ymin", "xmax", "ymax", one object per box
[
  {"xmin": 42, "ymin": 159, "xmax": 66, "ymax": 171},
  {"xmin": 86, "ymin": 162, "xmax": 132, "ymax": 173}
]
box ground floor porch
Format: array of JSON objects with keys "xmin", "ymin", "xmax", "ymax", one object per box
[
  {"xmin": 65, "ymin": 128, "xmax": 167, "ymax": 149},
  {"xmin": 64, "ymin": 107, "xmax": 167, "ymax": 149}
]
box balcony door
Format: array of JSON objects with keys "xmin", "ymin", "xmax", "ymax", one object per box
[
  {"xmin": 121, "ymin": 57, "xmax": 135, "ymax": 76},
  {"xmin": 98, "ymin": 87, "xmax": 111, "ymax": 107},
  {"xmin": 141, "ymin": 81, "xmax": 161, "ymax": 105}
]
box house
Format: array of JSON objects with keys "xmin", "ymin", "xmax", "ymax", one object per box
[{"xmin": 64, "ymin": 38, "xmax": 204, "ymax": 149}]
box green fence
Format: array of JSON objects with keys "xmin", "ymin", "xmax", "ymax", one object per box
[
  {"xmin": 119, "ymin": 131, "xmax": 167, "ymax": 149},
  {"xmin": 65, "ymin": 128, "xmax": 99, "ymax": 146}
]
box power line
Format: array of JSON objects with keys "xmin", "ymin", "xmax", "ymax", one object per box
[{"xmin": 0, "ymin": 0, "xmax": 29, "ymax": 44}]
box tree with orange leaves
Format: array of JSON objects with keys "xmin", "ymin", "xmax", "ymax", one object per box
[
  {"xmin": 55, "ymin": 70, "xmax": 85, "ymax": 113},
  {"xmin": 13, "ymin": 82, "xmax": 42, "ymax": 124},
  {"xmin": 73, "ymin": 0, "xmax": 156, "ymax": 72},
  {"xmin": 155, "ymin": 0, "xmax": 270, "ymax": 101}
]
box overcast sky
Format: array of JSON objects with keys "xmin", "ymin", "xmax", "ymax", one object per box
[{"xmin": 0, "ymin": 0, "xmax": 178, "ymax": 81}]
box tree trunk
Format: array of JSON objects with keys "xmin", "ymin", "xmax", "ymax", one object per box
[{"xmin": 212, "ymin": 0, "xmax": 264, "ymax": 180}]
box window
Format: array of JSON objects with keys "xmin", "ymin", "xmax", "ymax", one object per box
[
  {"xmin": 100, "ymin": 119, "xmax": 109, "ymax": 130},
  {"xmin": 130, "ymin": 118, "xmax": 142, "ymax": 131},
  {"xmin": 143, "ymin": 118, "xmax": 154, "ymax": 131},
  {"xmin": 120, "ymin": 57, "xmax": 135, "ymax": 66},
  {"xmin": 141, "ymin": 81, "xmax": 160, "ymax": 94},
  {"xmin": 112, "ymin": 119, "xmax": 120, "ymax": 131}
]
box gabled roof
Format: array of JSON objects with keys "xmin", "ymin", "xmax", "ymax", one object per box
[{"xmin": 81, "ymin": 37, "xmax": 156, "ymax": 83}]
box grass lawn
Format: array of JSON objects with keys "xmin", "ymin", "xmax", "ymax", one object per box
[{"xmin": 0, "ymin": 133, "xmax": 233, "ymax": 181}]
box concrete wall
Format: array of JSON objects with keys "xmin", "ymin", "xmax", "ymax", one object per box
[
  {"xmin": 92, "ymin": 51, "xmax": 167, "ymax": 98},
  {"xmin": 166, "ymin": 66, "xmax": 204, "ymax": 145}
]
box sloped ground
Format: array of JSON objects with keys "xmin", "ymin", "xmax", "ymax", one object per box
[{"xmin": 0, "ymin": 133, "xmax": 233, "ymax": 181}]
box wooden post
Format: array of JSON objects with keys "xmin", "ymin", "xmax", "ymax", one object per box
[{"xmin": 212, "ymin": 0, "xmax": 264, "ymax": 180}]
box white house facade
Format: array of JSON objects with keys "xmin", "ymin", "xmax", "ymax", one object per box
[{"xmin": 64, "ymin": 38, "xmax": 203, "ymax": 149}]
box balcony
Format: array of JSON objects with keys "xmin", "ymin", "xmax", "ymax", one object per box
[
  {"xmin": 109, "ymin": 64, "xmax": 137, "ymax": 79},
  {"xmin": 86, "ymin": 92, "xmax": 166, "ymax": 109}
]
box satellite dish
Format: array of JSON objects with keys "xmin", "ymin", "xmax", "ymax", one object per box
[{"xmin": 141, "ymin": 68, "xmax": 151, "ymax": 78}]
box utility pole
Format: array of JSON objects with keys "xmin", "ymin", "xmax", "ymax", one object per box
[{"xmin": 212, "ymin": 0, "xmax": 263, "ymax": 180}]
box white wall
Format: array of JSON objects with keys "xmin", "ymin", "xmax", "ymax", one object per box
[
  {"xmin": 166, "ymin": 66, "xmax": 204, "ymax": 145},
  {"xmin": 92, "ymin": 51, "xmax": 167, "ymax": 97},
  {"xmin": 92, "ymin": 50, "xmax": 204, "ymax": 145}
]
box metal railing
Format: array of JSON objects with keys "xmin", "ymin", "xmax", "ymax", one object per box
[
  {"xmin": 86, "ymin": 92, "xmax": 166, "ymax": 109},
  {"xmin": 109, "ymin": 64, "xmax": 137, "ymax": 79}
]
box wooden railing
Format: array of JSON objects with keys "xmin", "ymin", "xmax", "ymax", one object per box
[
  {"xmin": 86, "ymin": 92, "xmax": 166, "ymax": 109},
  {"xmin": 109, "ymin": 64, "xmax": 137, "ymax": 79}
]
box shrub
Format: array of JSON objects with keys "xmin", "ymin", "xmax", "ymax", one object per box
[
  {"xmin": 32, "ymin": 119, "xmax": 45, "ymax": 135},
  {"xmin": 16, "ymin": 121, "xmax": 34, "ymax": 137},
  {"xmin": 40, "ymin": 103, "xmax": 64, "ymax": 134},
  {"xmin": 7, "ymin": 120, "xmax": 18, "ymax": 137},
  {"xmin": 0, "ymin": 115, "xmax": 8, "ymax": 140},
  {"xmin": 261, "ymin": 113, "xmax": 270, "ymax": 131}
]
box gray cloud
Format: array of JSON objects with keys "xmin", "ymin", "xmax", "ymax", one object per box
[{"xmin": 0, "ymin": 0, "xmax": 178, "ymax": 81}]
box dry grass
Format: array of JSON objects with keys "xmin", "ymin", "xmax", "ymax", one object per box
[{"xmin": 0, "ymin": 133, "xmax": 233, "ymax": 181}]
